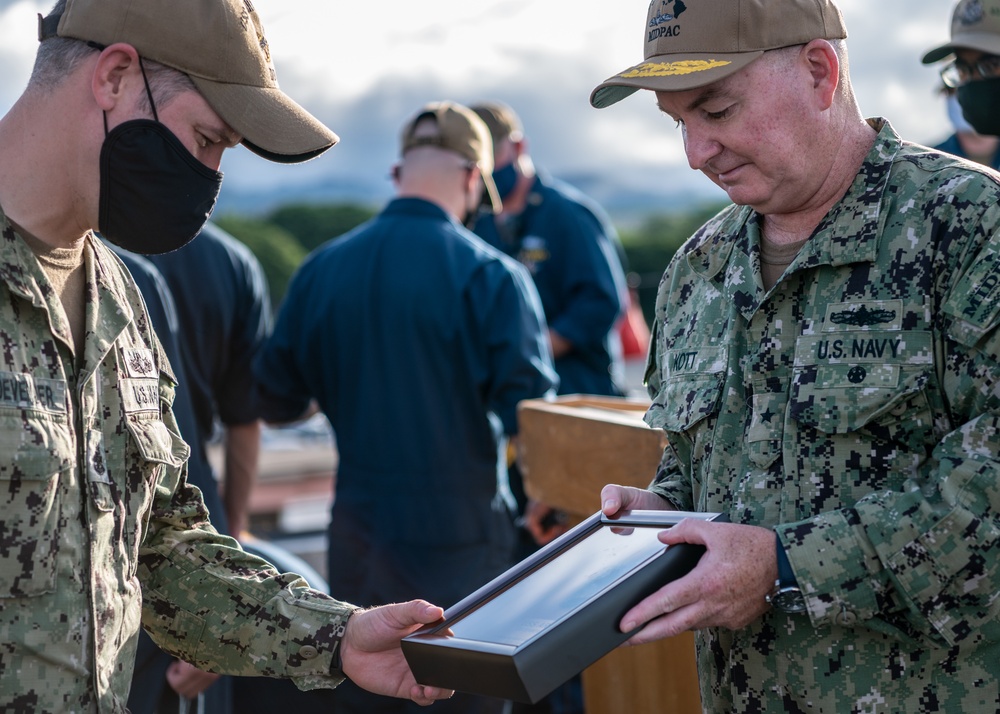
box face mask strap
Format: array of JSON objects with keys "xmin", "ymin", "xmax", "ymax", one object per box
[
  {"xmin": 137, "ymin": 56, "xmax": 159, "ymax": 123},
  {"xmin": 101, "ymin": 55, "xmax": 159, "ymax": 137}
]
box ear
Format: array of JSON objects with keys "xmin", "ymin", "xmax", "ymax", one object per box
[
  {"xmin": 465, "ymin": 165, "xmax": 482, "ymax": 194},
  {"xmin": 390, "ymin": 163, "xmax": 402, "ymax": 185},
  {"xmin": 91, "ymin": 43, "xmax": 142, "ymax": 113},
  {"xmin": 801, "ymin": 39, "xmax": 839, "ymax": 110}
]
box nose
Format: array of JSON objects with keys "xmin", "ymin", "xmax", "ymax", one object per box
[
  {"xmin": 682, "ymin": 124, "xmax": 722, "ymax": 172},
  {"xmin": 198, "ymin": 144, "xmax": 227, "ymax": 173}
]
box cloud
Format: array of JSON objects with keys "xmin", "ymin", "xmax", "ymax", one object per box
[{"xmin": 0, "ymin": 0, "xmax": 966, "ymax": 219}]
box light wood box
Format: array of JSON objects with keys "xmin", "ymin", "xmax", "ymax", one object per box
[{"xmin": 516, "ymin": 395, "xmax": 667, "ymax": 513}]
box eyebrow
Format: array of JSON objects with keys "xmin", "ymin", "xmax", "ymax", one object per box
[{"xmin": 657, "ymin": 85, "xmax": 728, "ymax": 117}]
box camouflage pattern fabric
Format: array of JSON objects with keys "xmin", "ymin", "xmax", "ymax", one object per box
[
  {"xmin": 0, "ymin": 214, "xmax": 353, "ymax": 713},
  {"xmin": 644, "ymin": 119, "xmax": 1000, "ymax": 712}
]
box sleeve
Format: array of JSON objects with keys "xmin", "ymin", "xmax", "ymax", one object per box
[
  {"xmin": 546, "ymin": 202, "xmax": 627, "ymax": 349},
  {"xmin": 468, "ymin": 258, "xmax": 558, "ymax": 435},
  {"xmin": 252, "ymin": 265, "xmax": 315, "ymax": 424},
  {"xmin": 216, "ymin": 245, "xmax": 274, "ymax": 426},
  {"xmin": 137, "ymin": 386, "xmax": 353, "ymax": 689},
  {"xmin": 777, "ymin": 205, "xmax": 1000, "ymax": 646}
]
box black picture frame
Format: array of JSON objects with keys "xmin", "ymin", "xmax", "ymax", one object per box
[{"xmin": 401, "ymin": 509, "xmax": 727, "ymax": 703}]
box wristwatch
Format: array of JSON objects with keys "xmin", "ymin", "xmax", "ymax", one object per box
[
  {"xmin": 766, "ymin": 535, "xmax": 807, "ymax": 614},
  {"xmin": 766, "ymin": 581, "xmax": 807, "ymax": 614}
]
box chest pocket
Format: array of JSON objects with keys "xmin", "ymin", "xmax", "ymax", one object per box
[
  {"xmin": 646, "ymin": 367, "xmax": 726, "ymax": 482},
  {"xmin": 789, "ymin": 331, "xmax": 936, "ymax": 454},
  {"xmin": 0, "ymin": 412, "xmax": 73, "ymax": 598},
  {"xmin": 90, "ymin": 414, "xmax": 184, "ymax": 578}
]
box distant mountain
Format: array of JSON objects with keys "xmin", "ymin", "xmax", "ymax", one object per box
[
  {"xmin": 215, "ymin": 174, "xmax": 390, "ymax": 218},
  {"xmin": 215, "ymin": 167, "xmax": 722, "ymax": 227}
]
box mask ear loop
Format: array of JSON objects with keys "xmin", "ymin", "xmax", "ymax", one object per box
[
  {"xmin": 137, "ymin": 56, "xmax": 159, "ymax": 122},
  {"xmin": 101, "ymin": 53, "xmax": 159, "ymax": 135}
]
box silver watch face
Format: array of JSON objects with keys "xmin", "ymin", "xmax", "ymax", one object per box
[{"xmin": 771, "ymin": 586, "xmax": 807, "ymax": 614}]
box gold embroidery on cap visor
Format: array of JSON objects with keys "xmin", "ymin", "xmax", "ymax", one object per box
[{"xmin": 620, "ymin": 59, "xmax": 733, "ymax": 78}]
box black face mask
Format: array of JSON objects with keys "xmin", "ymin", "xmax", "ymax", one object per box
[
  {"xmin": 98, "ymin": 57, "xmax": 223, "ymax": 255},
  {"xmin": 957, "ymin": 77, "xmax": 1000, "ymax": 137},
  {"xmin": 492, "ymin": 162, "xmax": 518, "ymax": 200},
  {"xmin": 99, "ymin": 120, "xmax": 223, "ymax": 254}
]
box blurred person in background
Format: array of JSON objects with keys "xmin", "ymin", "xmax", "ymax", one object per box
[
  {"xmin": 253, "ymin": 101, "xmax": 557, "ymax": 714},
  {"xmin": 929, "ymin": 85, "xmax": 1000, "ymax": 168},
  {"xmin": 470, "ymin": 104, "xmax": 630, "ymax": 714},
  {"xmin": 471, "ymin": 101, "xmax": 628, "ymax": 401},
  {"xmin": 921, "ymin": 0, "xmax": 1000, "ymax": 168},
  {"xmin": 922, "ymin": 0, "xmax": 1000, "ymax": 141}
]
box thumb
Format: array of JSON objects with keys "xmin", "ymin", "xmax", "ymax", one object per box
[
  {"xmin": 390, "ymin": 600, "xmax": 445, "ymax": 628},
  {"xmin": 658, "ymin": 518, "xmax": 705, "ymax": 546}
]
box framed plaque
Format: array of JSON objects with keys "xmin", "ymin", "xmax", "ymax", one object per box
[{"xmin": 401, "ymin": 509, "xmax": 727, "ymax": 703}]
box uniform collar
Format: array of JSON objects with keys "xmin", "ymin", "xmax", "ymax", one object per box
[
  {"xmin": 0, "ymin": 206, "xmax": 139, "ymax": 375},
  {"xmin": 384, "ymin": 196, "xmax": 455, "ymax": 223},
  {"xmin": 688, "ymin": 117, "xmax": 901, "ymax": 283},
  {"xmin": 0, "ymin": 206, "xmax": 51, "ymax": 304}
]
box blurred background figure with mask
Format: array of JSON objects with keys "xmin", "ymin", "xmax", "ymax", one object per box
[
  {"xmin": 923, "ymin": 0, "xmax": 1000, "ymax": 144},
  {"xmin": 931, "ymin": 84, "xmax": 1000, "ymax": 168}
]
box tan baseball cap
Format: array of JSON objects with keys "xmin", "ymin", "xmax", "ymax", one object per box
[
  {"xmin": 922, "ymin": 0, "xmax": 1000, "ymax": 64},
  {"xmin": 38, "ymin": 0, "xmax": 338, "ymax": 163},
  {"xmin": 590, "ymin": 0, "xmax": 848, "ymax": 108},
  {"xmin": 470, "ymin": 102, "xmax": 524, "ymax": 144},
  {"xmin": 400, "ymin": 101, "xmax": 502, "ymax": 214}
]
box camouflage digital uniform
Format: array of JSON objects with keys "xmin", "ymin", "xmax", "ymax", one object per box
[
  {"xmin": 0, "ymin": 210, "xmax": 353, "ymax": 713},
  {"xmin": 645, "ymin": 119, "xmax": 1000, "ymax": 712}
]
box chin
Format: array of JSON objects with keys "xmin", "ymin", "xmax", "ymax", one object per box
[{"xmin": 720, "ymin": 182, "xmax": 773, "ymax": 209}]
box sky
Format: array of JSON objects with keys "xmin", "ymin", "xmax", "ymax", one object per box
[{"xmin": 0, "ymin": 0, "xmax": 961, "ymax": 217}]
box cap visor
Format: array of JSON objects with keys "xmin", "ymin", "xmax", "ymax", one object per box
[
  {"xmin": 921, "ymin": 43, "xmax": 955, "ymax": 65},
  {"xmin": 591, "ymin": 52, "xmax": 763, "ymax": 108},
  {"xmin": 481, "ymin": 172, "xmax": 502, "ymax": 214},
  {"xmin": 923, "ymin": 31, "xmax": 1000, "ymax": 64},
  {"xmin": 192, "ymin": 77, "xmax": 339, "ymax": 164}
]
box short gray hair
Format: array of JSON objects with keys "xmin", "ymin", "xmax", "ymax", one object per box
[
  {"xmin": 30, "ymin": 0, "xmax": 195, "ymax": 112},
  {"xmin": 29, "ymin": 36, "xmax": 98, "ymax": 93}
]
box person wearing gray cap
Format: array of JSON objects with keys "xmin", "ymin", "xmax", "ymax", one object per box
[
  {"xmin": 922, "ymin": 0, "xmax": 1000, "ymax": 139},
  {"xmin": 0, "ymin": 0, "xmax": 454, "ymax": 711},
  {"xmin": 592, "ymin": 0, "xmax": 1000, "ymax": 711},
  {"xmin": 253, "ymin": 100, "xmax": 557, "ymax": 714}
]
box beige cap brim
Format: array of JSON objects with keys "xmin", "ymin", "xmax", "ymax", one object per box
[
  {"xmin": 192, "ymin": 76, "xmax": 339, "ymax": 164},
  {"xmin": 481, "ymin": 171, "xmax": 502, "ymax": 214},
  {"xmin": 590, "ymin": 51, "xmax": 763, "ymax": 108},
  {"xmin": 922, "ymin": 31, "xmax": 1000, "ymax": 64}
]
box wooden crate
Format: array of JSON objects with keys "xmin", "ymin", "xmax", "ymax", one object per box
[{"xmin": 516, "ymin": 395, "xmax": 667, "ymax": 514}]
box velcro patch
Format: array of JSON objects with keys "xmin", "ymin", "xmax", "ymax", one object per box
[
  {"xmin": 0, "ymin": 371, "xmax": 67, "ymax": 413},
  {"xmin": 120, "ymin": 378, "xmax": 160, "ymax": 413}
]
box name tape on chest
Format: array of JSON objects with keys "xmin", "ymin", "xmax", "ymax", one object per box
[{"xmin": 0, "ymin": 371, "xmax": 67, "ymax": 413}]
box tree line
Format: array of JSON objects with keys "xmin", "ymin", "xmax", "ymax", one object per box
[{"xmin": 215, "ymin": 199, "xmax": 731, "ymax": 326}]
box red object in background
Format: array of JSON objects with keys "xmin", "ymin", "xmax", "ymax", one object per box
[{"xmin": 618, "ymin": 288, "xmax": 651, "ymax": 359}]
